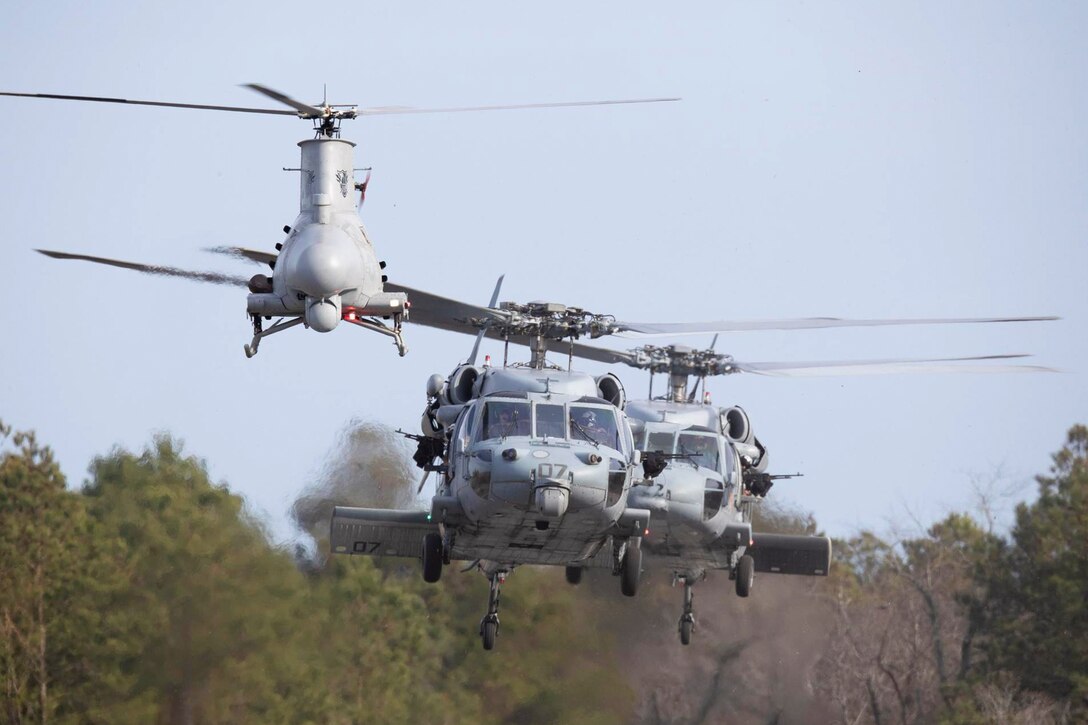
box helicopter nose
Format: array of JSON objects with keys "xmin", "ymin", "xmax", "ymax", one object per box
[{"xmin": 288, "ymin": 237, "xmax": 357, "ymax": 298}]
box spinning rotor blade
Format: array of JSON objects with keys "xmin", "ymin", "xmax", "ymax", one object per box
[
  {"xmin": 567, "ymin": 342, "xmax": 641, "ymax": 366},
  {"xmin": 204, "ymin": 246, "xmax": 278, "ymax": 265},
  {"xmin": 0, "ymin": 91, "xmax": 293, "ymax": 116},
  {"xmin": 731, "ymin": 354, "xmax": 1058, "ymax": 377},
  {"xmin": 563, "ymin": 342, "xmax": 1056, "ymax": 376},
  {"xmin": 384, "ymin": 282, "xmax": 507, "ymax": 335},
  {"xmin": 358, "ymin": 97, "xmax": 680, "ymax": 116},
  {"xmin": 36, "ymin": 249, "xmax": 249, "ymax": 287},
  {"xmin": 242, "ymin": 84, "xmax": 325, "ymax": 117},
  {"xmin": 467, "ymin": 275, "xmax": 506, "ymax": 366},
  {"xmin": 612, "ymin": 315, "xmax": 1058, "ymax": 336}
]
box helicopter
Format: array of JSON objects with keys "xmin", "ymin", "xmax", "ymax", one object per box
[
  {"xmin": 331, "ymin": 284, "xmax": 653, "ymax": 651},
  {"xmin": 4, "ymin": 84, "xmax": 678, "ymax": 357},
  {"xmin": 550, "ymin": 341, "xmax": 1055, "ymax": 645},
  {"xmin": 326, "ymin": 279, "xmax": 1055, "ymax": 651}
]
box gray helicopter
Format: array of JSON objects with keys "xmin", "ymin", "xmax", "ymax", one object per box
[
  {"xmin": 331, "ymin": 287, "xmax": 653, "ymax": 651},
  {"xmin": 5, "ymin": 84, "xmax": 677, "ymax": 357},
  {"xmin": 327, "ymin": 280, "xmax": 1055, "ymax": 650},
  {"xmin": 558, "ymin": 341, "xmax": 1056, "ymax": 645}
]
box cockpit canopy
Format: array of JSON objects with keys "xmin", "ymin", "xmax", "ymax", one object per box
[
  {"xmin": 639, "ymin": 426, "xmax": 728, "ymax": 477},
  {"xmin": 474, "ymin": 399, "xmax": 625, "ymax": 451}
]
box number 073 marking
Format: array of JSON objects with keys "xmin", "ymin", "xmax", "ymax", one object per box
[{"xmin": 353, "ymin": 541, "xmax": 380, "ymax": 554}]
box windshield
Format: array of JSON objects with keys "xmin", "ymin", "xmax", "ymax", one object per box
[
  {"xmin": 678, "ymin": 432, "xmax": 722, "ymax": 473},
  {"xmin": 569, "ymin": 405, "xmax": 621, "ymax": 449},
  {"xmin": 645, "ymin": 430, "xmax": 676, "ymax": 454},
  {"xmin": 535, "ymin": 403, "xmax": 566, "ymax": 439},
  {"xmin": 480, "ymin": 401, "xmax": 531, "ymax": 440}
]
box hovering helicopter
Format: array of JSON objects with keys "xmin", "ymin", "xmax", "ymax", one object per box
[
  {"xmin": 326, "ymin": 279, "xmax": 1055, "ymax": 651},
  {"xmin": 553, "ymin": 341, "xmax": 1055, "ymax": 645},
  {"xmin": 331, "ymin": 284, "xmax": 652, "ymax": 651},
  {"xmin": 4, "ymin": 84, "xmax": 678, "ymax": 357}
]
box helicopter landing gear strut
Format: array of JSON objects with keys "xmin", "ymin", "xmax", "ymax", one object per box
[
  {"xmin": 479, "ymin": 570, "xmax": 507, "ymax": 651},
  {"xmin": 244, "ymin": 315, "xmax": 305, "ymax": 358},
  {"xmin": 341, "ymin": 311, "xmax": 408, "ymax": 357},
  {"xmin": 678, "ymin": 577, "xmax": 696, "ymax": 645}
]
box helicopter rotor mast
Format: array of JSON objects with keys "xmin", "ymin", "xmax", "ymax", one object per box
[{"xmin": 470, "ymin": 302, "xmax": 622, "ymax": 370}]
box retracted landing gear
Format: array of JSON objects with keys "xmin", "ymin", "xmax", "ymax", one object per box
[
  {"xmin": 244, "ymin": 315, "xmax": 305, "ymax": 358},
  {"xmin": 678, "ymin": 577, "xmax": 696, "ymax": 645},
  {"xmin": 480, "ymin": 570, "xmax": 507, "ymax": 651}
]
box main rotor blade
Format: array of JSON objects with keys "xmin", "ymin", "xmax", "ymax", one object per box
[
  {"xmin": 204, "ymin": 246, "xmax": 278, "ymax": 265},
  {"xmin": 567, "ymin": 342, "xmax": 641, "ymax": 366},
  {"xmin": 613, "ymin": 315, "xmax": 1059, "ymax": 336},
  {"xmin": 467, "ymin": 275, "xmax": 505, "ymax": 366},
  {"xmin": 242, "ymin": 84, "xmax": 324, "ymax": 117},
  {"xmin": 384, "ymin": 282, "xmax": 507, "ymax": 336},
  {"xmin": 359, "ymin": 97, "xmax": 680, "ymax": 117},
  {"xmin": 36, "ymin": 249, "xmax": 249, "ymax": 287},
  {"xmin": 732, "ymin": 354, "xmax": 1058, "ymax": 377},
  {"xmin": 0, "ymin": 91, "xmax": 293, "ymax": 116}
]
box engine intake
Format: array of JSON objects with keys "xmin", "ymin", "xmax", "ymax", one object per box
[
  {"xmin": 445, "ymin": 365, "xmax": 480, "ymax": 405},
  {"xmin": 596, "ymin": 373, "xmax": 626, "ymax": 409}
]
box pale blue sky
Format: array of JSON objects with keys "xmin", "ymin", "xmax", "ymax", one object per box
[{"xmin": 2, "ymin": 1, "xmax": 1084, "ymax": 541}]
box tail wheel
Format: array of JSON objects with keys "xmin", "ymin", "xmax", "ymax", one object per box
[
  {"xmin": 735, "ymin": 554, "xmax": 754, "ymax": 597},
  {"xmin": 620, "ymin": 546, "xmax": 642, "ymax": 597},
  {"xmin": 565, "ymin": 566, "xmax": 583, "ymax": 585},
  {"xmin": 422, "ymin": 533, "xmax": 443, "ymax": 583}
]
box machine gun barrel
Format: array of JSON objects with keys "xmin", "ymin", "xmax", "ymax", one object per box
[{"xmin": 743, "ymin": 471, "xmax": 803, "ymax": 497}]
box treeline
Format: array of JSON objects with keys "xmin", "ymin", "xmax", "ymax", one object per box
[{"xmin": 1, "ymin": 420, "xmax": 1085, "ymax": 724}]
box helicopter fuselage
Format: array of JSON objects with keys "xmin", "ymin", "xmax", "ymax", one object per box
[
  {"xmin": 625, "ymin": 399, "xmax": 755, "ymax": 577},
  {"xmin": 245, "ymin": 138, "xmax": 405, "ymax": 332},
  {"xmin": 433, "ymin": 367, "xmax": 644, "ymax": 567}
]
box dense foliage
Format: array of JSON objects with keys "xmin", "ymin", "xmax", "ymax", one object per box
[{"xmin": 0, "ymin": 420, "xmax": 1085, "ymax": 724}]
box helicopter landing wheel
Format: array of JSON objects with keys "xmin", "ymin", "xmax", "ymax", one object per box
[
  {"xmin": 679, "ymin": 615, "xmax": 694, "ymax": 646},
  {"xmin": 421, "ymin": 533, "xmax": 443, "ymax": 583},
  {"xmin": 678, "ymin": 578, "xmax": 695, "ymax": 645},
  {"xmin": 735, "ymin": 554, "xmax": 754, "ymax": 598},
  {"xmin": 620, "ymin": 545, "xmax": 642, "ymax": 597},
  {"xmin": 480, "ymin": 572, "xmax": 504, "ymax": 651},
  {"xmin": 481, "ymin": 616, "xmax": 498, "ymax": 651},
  {"xmin": 565, "ymin": 566, "xmax": 583, "ymax": 585}
]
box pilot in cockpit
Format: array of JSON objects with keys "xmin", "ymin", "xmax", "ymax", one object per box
[
  {"xmin": 571, "ymin": 409, "xmax": 619, "ymax": 448},
  {"xmin": 488, "ymin": 408, "xmax": 518, "ymax": 439}
]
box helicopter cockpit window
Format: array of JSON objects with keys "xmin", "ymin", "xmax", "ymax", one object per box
[
  {"xmin": 646, "ymin": 431, "xmax": 676, "ymax": 454},
  {"xmin": 678, "ymin": 432, "xmax": 722, "ymax": 474},
  {"xmin": 535, "ymin": 404, "xmax": 566, "ymax": 439},
  {"xmin": 480, "ymin": 401, "xmax": 531, "ymax": 440},
  {"xmin": 569, "ymin": 405, "xmax": 620, "ymax": 449}
]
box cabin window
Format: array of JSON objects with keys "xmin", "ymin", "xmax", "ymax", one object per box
[
  {"xmin": 607, "ymin": 459, "xmax": 626, "ymax": 507},
  {"xmin": 535, "ymin": 404, "xmax": 566, "ymax": 439},
  {"xmin": 569, "ymin": 405, "xmax": 620, "ymax": 449},
  {"xmin": 678, "ymin": 432, "xmax": 722, "ymax": 474},
  {"xmin": 480, "ymin": 401, "xmax": 531, "ymax": 440},
  {"xmin": 703, "ymin": 478, "xmax": 724, "ymax": 520}
]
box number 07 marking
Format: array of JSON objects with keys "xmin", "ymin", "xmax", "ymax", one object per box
[{"xmin": 537, "ymin": 463, "xmax": 568, "ymax": 479}]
